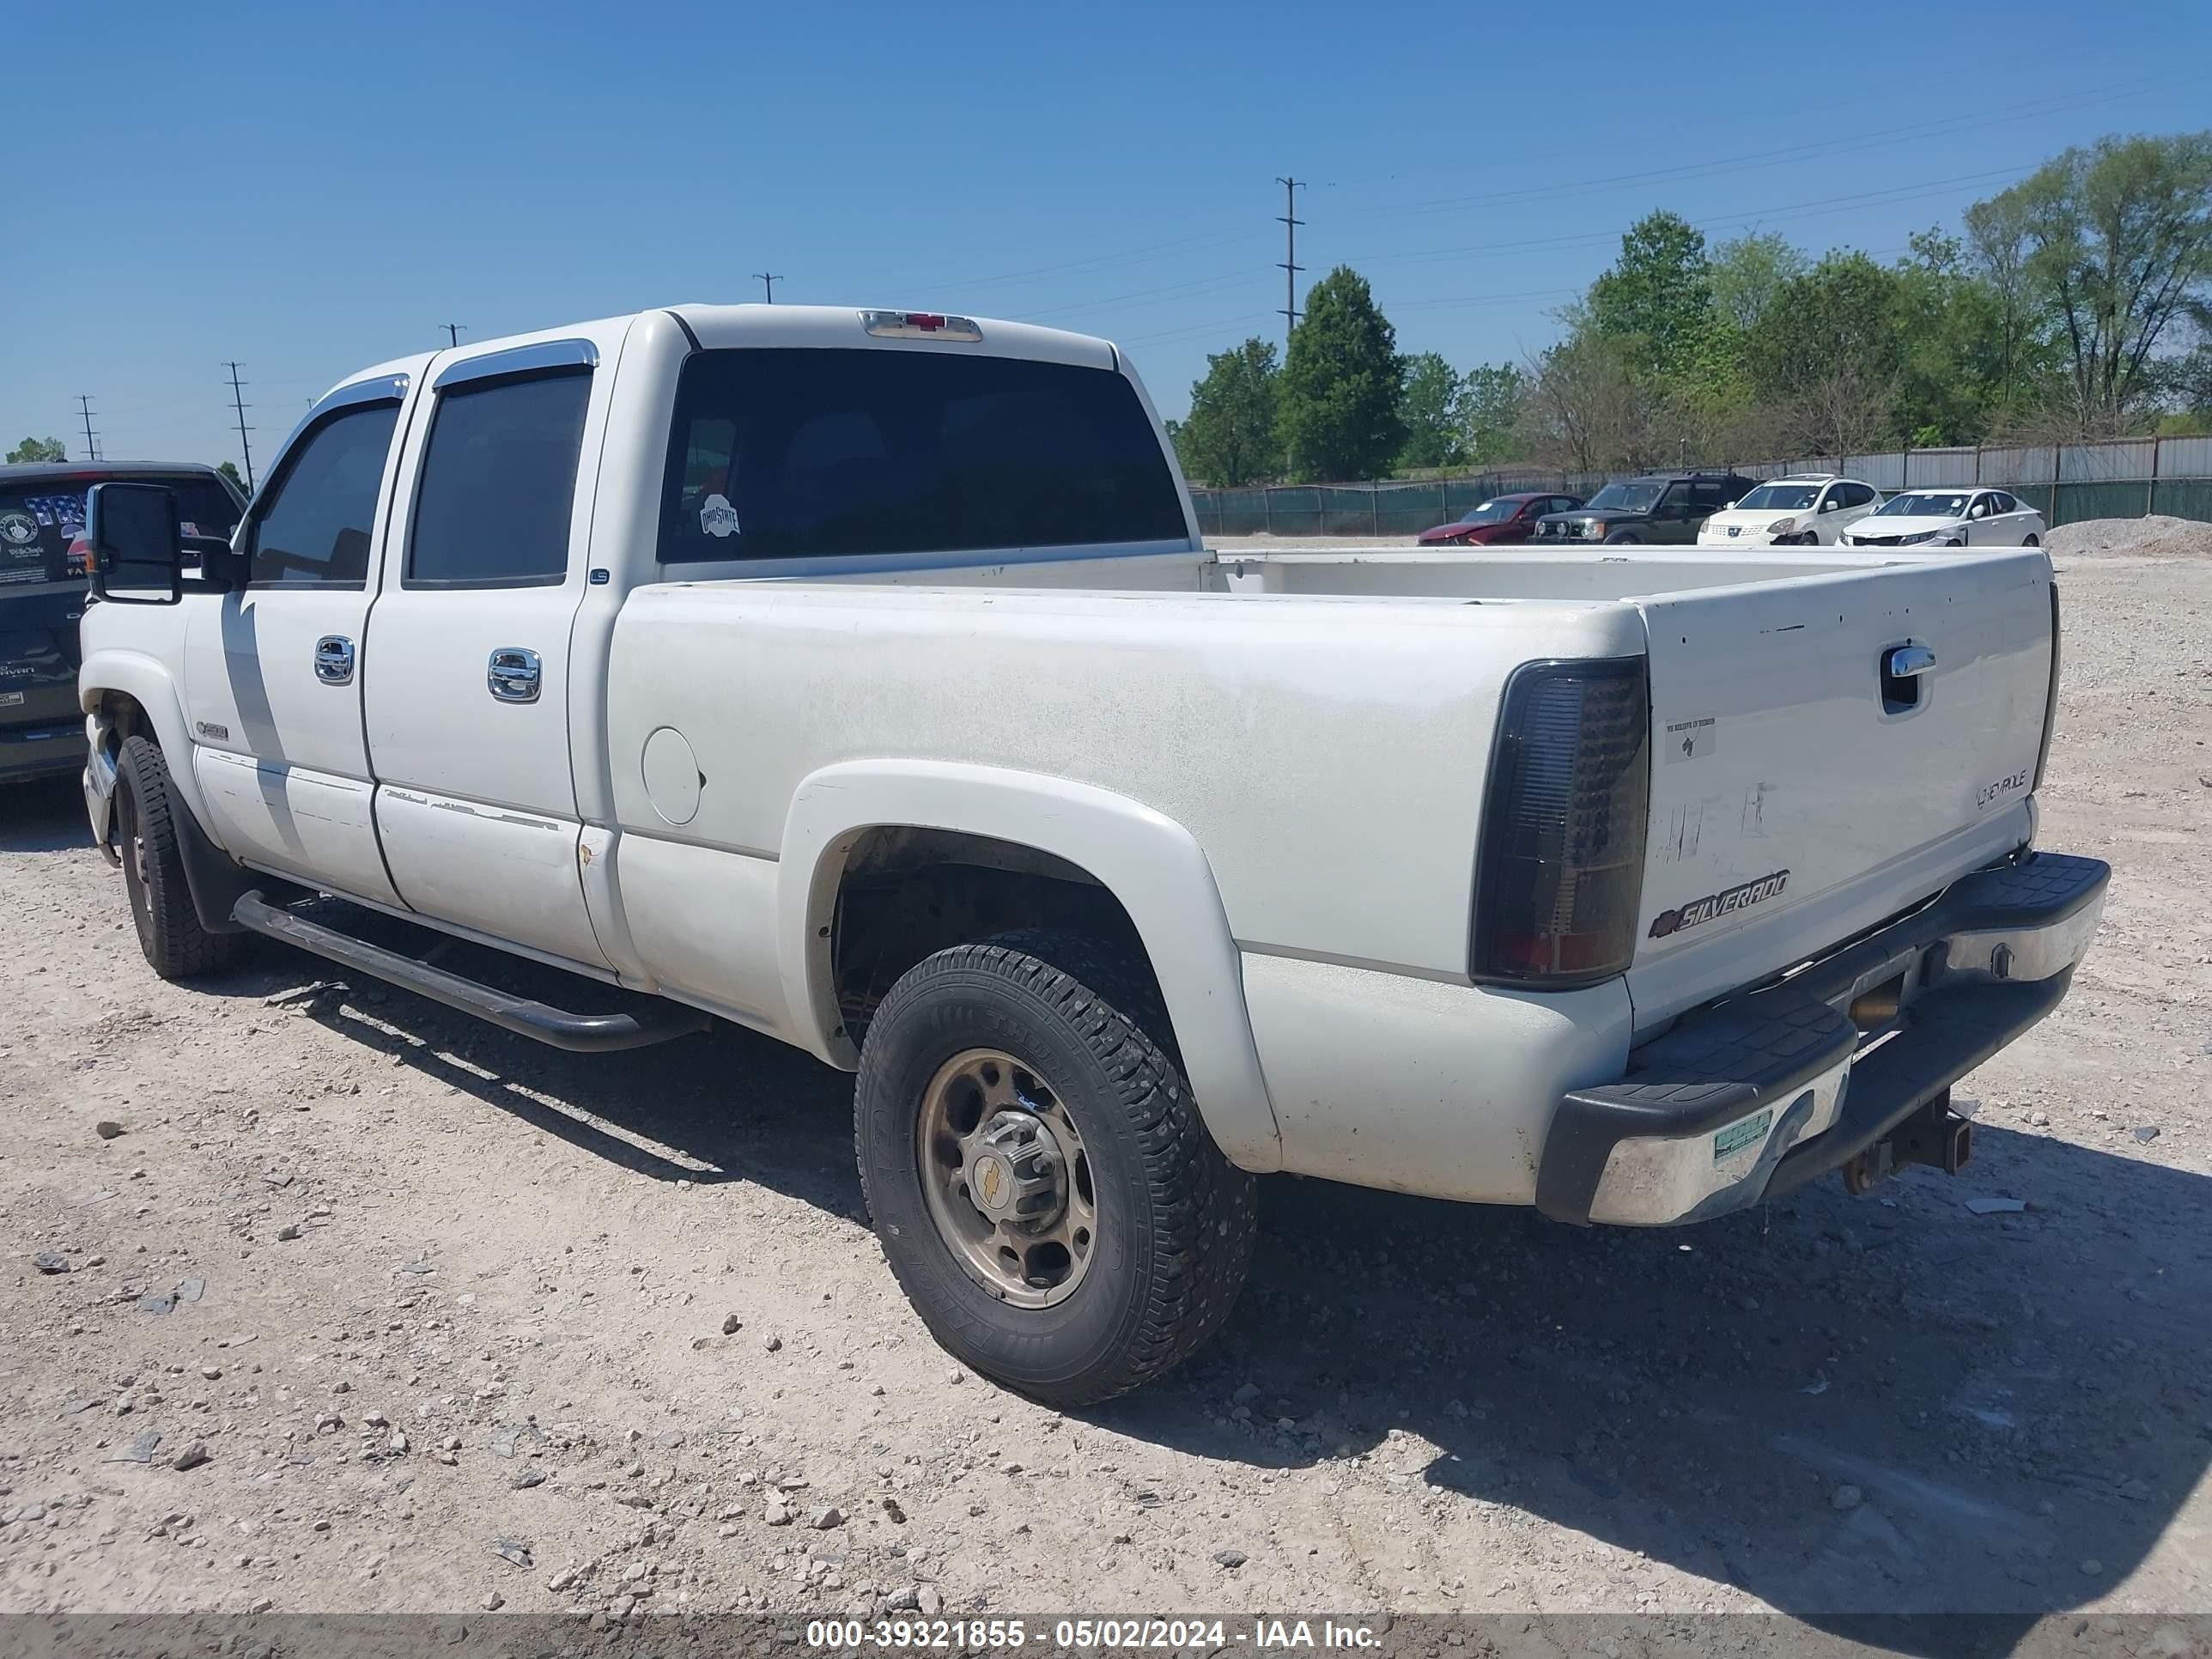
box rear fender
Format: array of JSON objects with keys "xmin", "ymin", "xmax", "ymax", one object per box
[{"xmin": 781, "ymin": 759, "xmax": 1283, "ymax": 1173}]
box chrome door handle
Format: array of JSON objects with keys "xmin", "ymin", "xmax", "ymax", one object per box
[
  {"xmin": 487, "ymin": 647, "xmax": 542, "ymax": 703},
  {"xmin": 1886, "ymin": 644, "xmax": 1937, "ymax": 678},
  {"xmin": 314, "ymin": 635, "xmax": 356, "ymax": 685}
]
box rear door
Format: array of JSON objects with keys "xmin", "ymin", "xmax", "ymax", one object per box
[
  {"xmin": 362, "ymin": 331, "xmax": 622, "ymax": 969},
  {"xmin": 1630, "ymin": 551, "xmax": 2054, "ymax": 1024}
]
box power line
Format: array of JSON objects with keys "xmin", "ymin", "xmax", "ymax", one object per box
[
  {"xmin": 753, "ymin": 272, "xmax": 783, "ymax": 303},
  {"xmin": 439, "ymin": 323, "xmax": 466, "ymax": 348},
  {"xmin": 1275, "ymin": 178, "xmax": 1304, "ymax": 345},
  {"xmin": 76, "ymin": 396, "xmax": 100, "ymax": 462},
  {"xmin": 223, "ymin": 362, "xmax": 256, "ymax": 493}
]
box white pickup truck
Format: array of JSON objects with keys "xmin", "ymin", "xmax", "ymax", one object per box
[{"xmin": 75, "ymin": 304, "xmax": 2106, "ymax": 1404}]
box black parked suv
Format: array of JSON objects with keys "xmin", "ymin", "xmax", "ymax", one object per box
[
  {"xmin": 0, "ymin": 461, "xmax": 246, "ymax": 787},
  {"xmin": 1534, "ymin": 470, "xmax": 1759, "ymax": 545}
]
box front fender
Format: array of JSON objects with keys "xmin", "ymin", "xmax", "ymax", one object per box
[
  {"xmin": 780, "ymin": 759, "xmax": 1283, "ymax": 1174},
  {"xmin": 77, "ymin": 649, "xmax": 212, "ymax": 833}
]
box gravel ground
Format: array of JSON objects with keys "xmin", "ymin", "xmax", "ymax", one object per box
[{"xmin": 3, "ymin": 518, "xmax": 2209, "ymax": 1636}]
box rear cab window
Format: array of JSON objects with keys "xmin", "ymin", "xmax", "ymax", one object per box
[
  {"xmin": 658, "ymin": 349, "xmax": 1187, "ymax": 563},
  {"xmin": 3, "ymin": 474, "xmax": 242, "ymax": 591}
]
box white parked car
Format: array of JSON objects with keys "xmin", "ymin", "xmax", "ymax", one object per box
[
  {"xmin": 72, "ymin": 304, "xmax": 2105, "ymax": 1404},
  {"xmin": 1696, "ymin": 475, "xmax": 1881, "ymax": 547},
  {"xmin": 1842, "ymin": 489, "xmax": 2045, "ymax": 549}
]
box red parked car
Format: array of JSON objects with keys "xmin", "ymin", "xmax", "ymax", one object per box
[{"xmin": 1415, "ymin": 490, "xmax": 1583, "ymax": 546}]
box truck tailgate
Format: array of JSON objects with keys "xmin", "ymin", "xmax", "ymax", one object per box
[{"xmin": 1627, "ymin": 550, "xmax": 2054, "ymax": 1028}]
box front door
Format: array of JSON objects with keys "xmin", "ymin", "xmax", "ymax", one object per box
[
  {"xmin": 362, "ymin": 335, "xmax": 617, "ymax": 969},
  {"xmin": 183, "ymin": 385, "xmax": 410, "ymax": 906}
]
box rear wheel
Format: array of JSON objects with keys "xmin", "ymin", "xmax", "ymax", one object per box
[
  {"xmin": 854, "ymin": 930, "xmax": 1256, "ymax": 1406},
  {"xmin": 2023, "ymin": 533, "xmax": 2039, "ymax": 547},
  {"xmin": 114, "ymin": 736, "xmax": 246, "ymax": 981}
]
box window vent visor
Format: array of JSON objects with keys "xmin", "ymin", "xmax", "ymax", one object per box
[{"xmin": 1472, "ymin": 659, "xmax": 1651, "ymax": 987}]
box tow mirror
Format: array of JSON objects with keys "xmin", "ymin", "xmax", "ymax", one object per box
[{"xmin": 86, "ymin": 483, "xmax": 184, "ymax": 606}]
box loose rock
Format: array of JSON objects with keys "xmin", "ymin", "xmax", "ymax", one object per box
[
  {"xmin": 171, "ymin": 1442, "xmax": 210, "ymax": 1472},
  {"xmin": 95, "ymin": 1121, "xmax": 125, "ymax": 1139}
]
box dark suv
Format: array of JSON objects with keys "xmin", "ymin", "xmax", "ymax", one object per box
[
  {"xmin": 1534, "ymin": 470, "xmax": 1759, "ymax": 546},
  {"xmin": 1, "ymin": 461, "xmax": 246, "ymax": 787}
]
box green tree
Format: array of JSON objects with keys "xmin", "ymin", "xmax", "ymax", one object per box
[
  {"xmin": 1455, "ymin": 363, "xmax": 1527, "ymax": 466},
  {"xmin": 1588, "ymin": 210, "xmax": 1715, "ymax": 381},
  {"xmin": 1746, "ymin": 253, "xmax": 1907, "ymax": 456},
  {"xmin": 7, "ymin": 436, "xmax": 69, "ymax": 464},
  {"xmin": 1978, "ymin": 131, "xmax": 2212, "ymax": 431},
  {"xmin": 1395, "ymin": 352, "xmax": 1466, "ymax": 470},
  {"xmin": 216, "ymin": 460, "xmax": 249, "ymax": 495},
  {"xmin": 1708, "ymin": 233, "xmax": 1808, "ymax": 336},
  {"xmin": 1277, "ymin": 267, "xmax": 1405, "ymax": 481},
  {"xmin": 1962, "ymin": 191, "xmax": 2047, "ymax": 422},
  {"xmin": 1170, "ymin": 338, "xmax": 1281, "ymax": 487},
  {"xmin": 1889, "ymin": 229, "xmax": 2009, "ymax": 444},
  {"xmin": 1517, "ymin": 325, "xmax": 1663, "ymax": 472}
]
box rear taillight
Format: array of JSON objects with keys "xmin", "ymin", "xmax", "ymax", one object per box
[
  {"xmin": 2032, "ymin": 581, "xmax": 2060, "ymax": 793},
  {"xmin": 1472, "ymin": 658, "xmax": 1650, "ymax": 986}
]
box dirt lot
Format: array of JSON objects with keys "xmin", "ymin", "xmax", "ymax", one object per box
[{"xmin": 3, "ymin": 520, "xmax": 2209, "ymax": 1638}]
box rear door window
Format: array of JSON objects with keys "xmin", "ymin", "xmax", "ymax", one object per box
[
  {"xmin": 659, "ymin": 348, "xmax": 1188, "ymax": 562},
  {"xmin": 406, "ymin": 369, "xmax": 592, "ymax": 588},
  {"xmin": 2, "ymin": 476, "xmax": 242, "ymax": 590}
]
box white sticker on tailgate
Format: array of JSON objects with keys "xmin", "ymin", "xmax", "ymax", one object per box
[{"xmin": 1664, "ymin": 714, "xmax": 1717, "ymax": 763}]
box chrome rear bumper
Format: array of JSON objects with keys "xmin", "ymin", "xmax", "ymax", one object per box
[{"xmin": 1537, "ymin": 851, "xmax": 2110, "ymax": 1227}]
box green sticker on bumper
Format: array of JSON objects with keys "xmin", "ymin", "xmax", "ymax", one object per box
[{"xmin": 1714, "ymin": 1109, "xmax": 1774, "ymax": 1164}]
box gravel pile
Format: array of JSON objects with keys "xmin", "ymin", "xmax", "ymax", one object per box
[{"xmin": 2047, "ymin": 514, "xmax": 2212, "ymax": 560}]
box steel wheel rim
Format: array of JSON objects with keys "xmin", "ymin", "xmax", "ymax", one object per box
[{"xmin": 915, "ymin": 1048, "xmax": 1097, "ymax": 1309}]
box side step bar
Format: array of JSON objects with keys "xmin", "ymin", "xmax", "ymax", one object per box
[{"xmin": 231, "ymin": 890, "xmax": 710, "ymax": 1054}]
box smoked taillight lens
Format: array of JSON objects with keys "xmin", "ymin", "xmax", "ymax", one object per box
[{"xmin": 1472, "ymin": 658, "xmax": 1651, "ymax": 986}]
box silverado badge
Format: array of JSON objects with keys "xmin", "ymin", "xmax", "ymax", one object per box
[{"xmin": 1648, "ymin": 869, "xmax": 1790, "ymax": 939}]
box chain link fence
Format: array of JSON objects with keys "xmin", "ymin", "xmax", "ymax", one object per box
[{"xmin": 1189, "ymin": 436, "xmax": 2212, "ymax": 537}]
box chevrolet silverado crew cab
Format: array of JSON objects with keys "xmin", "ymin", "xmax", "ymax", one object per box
[{"xmin": 74, "ymin": 305, "xmax": 2106, "ymax": 1405}]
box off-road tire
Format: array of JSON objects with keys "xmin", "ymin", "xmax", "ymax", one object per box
[
  {"xmin": 114, "ymin": 735, "xmax": 245, "ymax": 981},
  {"xmin": 855, "ymin": 929, "xmax": 1257, "ymax": 1406}
]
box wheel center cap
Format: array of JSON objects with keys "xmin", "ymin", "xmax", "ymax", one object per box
[
  {"xmin": 964, "ymin": 1109, "xmax": 1066, "ymax": 1231},
  {"xmin": 972, "ymin": 1152, "xmax": 1013, "ymax": 1217}
]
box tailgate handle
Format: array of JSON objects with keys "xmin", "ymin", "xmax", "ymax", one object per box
[{"xmin": 1886, "ymin": 644, "xmax": 1936, "ymax": 678}]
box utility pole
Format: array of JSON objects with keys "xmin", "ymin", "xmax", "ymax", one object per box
[
  {"xmin": 752, "ymin": 273, "xmax": 782, "ymax": 303},
  {"xmin": 76, "ymin": 396, "xmax": 100, "ymax": 462},
  {"xmin": 1274, "ymin": 177, "xmax": 1305, "ymax": 346},
  {"xmin": 223, "ymin": 362, "xmax": 256, "ymax": 493},
  {"xmin": 439, "ymin": 323, "xmax": 465, "ymax": 348}
]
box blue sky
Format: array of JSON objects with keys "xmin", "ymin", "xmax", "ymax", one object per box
[{"xmin": 6, "ymin": 0, "xmax": 2208, "ymax": 471}]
